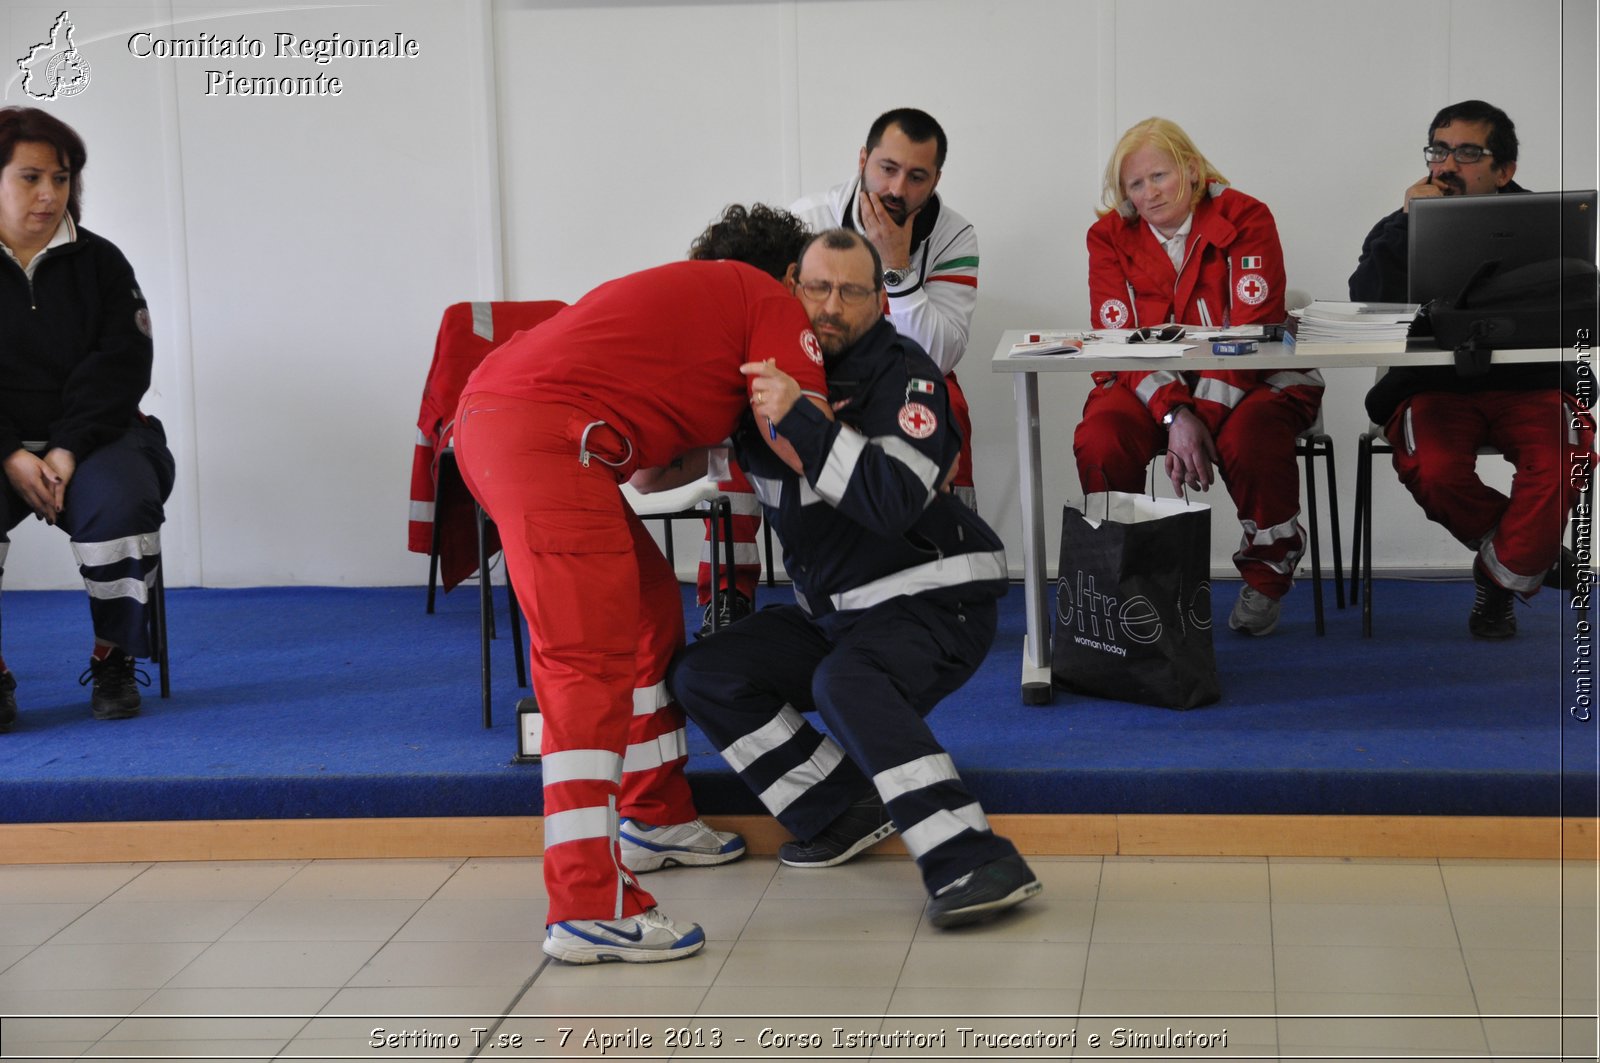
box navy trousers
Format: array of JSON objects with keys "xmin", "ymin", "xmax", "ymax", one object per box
[
  {"xmin": 668, "ymin": 591, "xmax": 1017, "ymax": 892},
  {"xmin": 1, "ymin": 419, "xmax": 175, "ymax": 659}
]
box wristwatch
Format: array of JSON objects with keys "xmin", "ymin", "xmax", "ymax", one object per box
[
  {"xmin": 882, "ymin": 265, "xmax": 912, "ymax": 287},
  {"xmin": 1162, "ymin": 405, "xmax": 1190, "ymax": 427}
]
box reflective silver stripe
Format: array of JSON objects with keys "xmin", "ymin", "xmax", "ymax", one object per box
[
  {"xmin": 699, "ymin": 541, "xmax": 762, "ymax": 566},
  {"xmin": 409, "ymin": 500, "xmax": 435, "ymax": 522},
  {"xmin": 830, "ymin": 550, "xmax": 1007, "ymax": 613},
  {"xmin": 728, "ymin": 494, "xmax": 763, "ymax": 517},
  {"xmin": 747, "ymin": 473, "xmax": 783, "ymax": 508},
  {"xmin": 1239, "ymin": 515, "xmax": 1301, "ymax": 547},
  {"xmin": 721, "ymin": 704, "xmax": 807, "ymax": 773},
  {"xmin": 21, "ymin": 440, "xmax": 47, "ymax": 453},
  {"xmin": 623, "ymin": 728, "xmax": 687, "ymax": 774},
  {"xmin": 541, "ymin": 748, "xmax": 623, "ymax": 786},
  {"xmin": 415, "ymin": 428, "xmax": 430, "ymax": 445},
  {"xmin": 632, "ymin": 681, "xmax": 670, "ymax": 716},
  {"xmin": 1481, "ymin": 539, "xmax": 1542, "ymax": 594},
  {"xmin": 793, "ymin": 587, "xmax": 811, "ymax": 614},
  {"xmin": 875, "ymin": 435, "xmax": 941, "ymax": 496},
  {"xmin": 1192, "ymin": 377, "xmax": 1246, "ymax": 409},
  {"xmin": 757, "ymin": 737, "xmax": 845, "ymax": 817},
  {"xmin": 797, "ymin": 479, "xmax": 822, "ymax": 507},
  {"xmin": 71, "ymin": 532, "xmax": 161, "ymax": 567},
  {"xmin": 901, "ymin": 802, "xmax": 990, "ymax": 859},
  {"xmin": 952, "ymin": 485, "xmax": 976, "ymax": 510},
  {"xmin": 1264, "ymin": 369, "xmax": 1325, "ymax": 392},
  {"xmin": 873, "ymin": 753, "xmax": 959, "ymax": 804},
  {"xmin": 471, "ymin": 301, "xmax": 494, "ymax": 341},
  {"xmin": 815, "ymin": 427, "xmax": 868, "ymax": 504},
  {"xmin": 1197, "ymin": 299, "xmax": 1214, "ymax": 328},
  {"xmin": 1402, "ymin": 407, "xmax": 1416, "ymax": 455},
  {"xmin": 84, "ymin": 575, "xmax": 153, "ymax": 604},
  {"xmin": 1134, "ymin": 371, "xmax": 1180, "ymax": 407},
  {"xmin": 543, "ymin": 805, "xmax": 612, "ymax": 848}
]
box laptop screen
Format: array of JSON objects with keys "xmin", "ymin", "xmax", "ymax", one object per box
[{"xmin": 1407, "ymin": 189, "xmax": 1597, "ymax": 305}]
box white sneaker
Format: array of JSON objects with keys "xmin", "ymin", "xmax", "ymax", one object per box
[
  {"xmin": 618, "ymin": 817, "xmax": 746, "ymax": 873},
  {"xmin": 1227, "ymin": 585, "xmax": 1282, "ymax": 637},
  {"xmin": 542, "ymin": 908, "xmax": 705, "ymax": 964}
]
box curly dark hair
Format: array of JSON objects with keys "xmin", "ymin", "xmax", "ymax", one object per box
[
  {"xmin": 688, "ymin": 203, "xmax": 812, "ymax": 280},
  {"xmin": 0, "ymin": 106, "xmax": 87, "ymax": 223}
]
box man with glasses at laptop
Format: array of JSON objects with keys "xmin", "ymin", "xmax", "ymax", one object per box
[{"xmin": 1349, "ymin": 99, "xmax": 1589, "ymax": 639}]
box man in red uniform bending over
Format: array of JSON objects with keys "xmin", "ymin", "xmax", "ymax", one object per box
[{"xmin": 454, "ymin": 205, "xmax": 830, "ymax": 964}]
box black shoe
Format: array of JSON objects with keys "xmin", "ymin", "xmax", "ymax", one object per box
[
  {"xmin": 778, "ymin": 794, "xmax": 897, "ymax": 868},
  {"xmin": 0, "ymin": 671, "xmax": 15, "ymax": 734},
  {"xmin": 79, "ymin": 651, "xmax": 147, "ymax": 720},
  {"xmin": 1469, "ymin": 564, "xmax": 1517, "ymax": 640},
  {"xmin": 1544, "ymin": 546, "xmax": 1585, "ymax": 592},
  {"xmin": 928, "ymin": 854, "xmax": 1043, "ymax": 929},
  {"xmin": 696, "ymin": 588, "xmax": 752, "ymax": 639}
]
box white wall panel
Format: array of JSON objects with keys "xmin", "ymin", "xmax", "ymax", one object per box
[{"xmin": 2, "ymin": 0, "xmax": 1590, "ymax": 590}]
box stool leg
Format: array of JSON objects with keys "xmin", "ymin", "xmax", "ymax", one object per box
[
  {"xmin": 507, "ymin": 579, "xmax": 528, "ymax": 689},
  {"xmin": 476, "ymin": 505, "xmax": 493, "ymax": 728},
  {"xmin": 1325, "ymin": 441, "xmax": 1345, "ymax": 610},
  {"xmin": 1303, "ymin": 441, "xmax": 1325, "ymax": 636}
]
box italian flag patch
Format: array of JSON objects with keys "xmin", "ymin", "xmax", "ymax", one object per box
[
  {"xmin": 909, "ymin": 378, "xmax": 937, "ymax": 394},
  {"xmin": 1239, "ymin": 256, "xmax": 1263, "ymax": 269}
]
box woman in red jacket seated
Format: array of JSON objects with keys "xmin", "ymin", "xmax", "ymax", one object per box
[{"xmin": 1075, "ymin": 117, "xmax": 1323, "ymax": 637}]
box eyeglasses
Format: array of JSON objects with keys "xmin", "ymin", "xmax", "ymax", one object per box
[
  {"xmin": 1128, "ymin": 324, "xmax": 1187, "ymax": 343},
  {"xmin": 1424, "ymin": 143, "xmax": 1494, "ymax": 165},
  {"xmin": 796, "ymin": 279, "xmax": 878, "ymax": 305}
]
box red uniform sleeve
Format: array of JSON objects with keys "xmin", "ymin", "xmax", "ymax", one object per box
[
  {"xmin": 1087, "ymin": 214, "xmax": 1136, "ymax": 330},
  {"xmin": 1223, "ymin": 197, "xmax": 1286, "ymax": 326},
  {"xmin": 747, "ymin": 292, "xmax": 828, "ymax": 397}
]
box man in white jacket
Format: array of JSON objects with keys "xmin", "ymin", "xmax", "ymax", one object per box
[{"xmin": 694, "ymin": 109, "xmax": 981, "ymax": 636}]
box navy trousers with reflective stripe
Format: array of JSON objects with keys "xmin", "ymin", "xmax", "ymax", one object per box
[
  {"xmin": 668, "ymin": 592, "xmax": 1017, "ymax": 892},
  {"xmin": 0, "ymin": 420, "xmax": 174, "ymax": 658}
]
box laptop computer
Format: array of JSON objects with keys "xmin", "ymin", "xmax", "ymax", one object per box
[{"xmin": 1408, "ymin": 189, "xmax": 1597, "ymax": 305}]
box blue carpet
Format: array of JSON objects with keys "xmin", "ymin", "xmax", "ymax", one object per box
[{"xmin": 0, "ymin": 580, "xmax": 1593, "ymax": 823}]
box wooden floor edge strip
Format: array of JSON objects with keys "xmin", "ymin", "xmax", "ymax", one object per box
[{"xmin": 4, "ymin": 814, "xmax": 1595, "ymax": 864}]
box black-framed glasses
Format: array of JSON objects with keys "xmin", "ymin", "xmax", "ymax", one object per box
[
  {"xmin": 796, "ymin": 279, "xmax": 878, "ymax": 305},
  {"xmin": 1424, "ymin": 143, "xmax": 1494, "ymax": 165},
  {"xmin": 1128, "ymin": 324, "xmax": 1187, "ymax": 343}
]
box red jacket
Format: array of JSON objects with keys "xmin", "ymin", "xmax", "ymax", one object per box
[{"xmin": 1085, "ymin": 186, "xmax": 1319, "ymax": 429}]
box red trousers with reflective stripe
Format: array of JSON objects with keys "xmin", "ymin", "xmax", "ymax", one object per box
[
  {"xmin": 453, "ymin": 393, "xmax": 698, "ymax": 923},
  {"xmin": 698, "ymin": 371, "xmax": 976, "ymax": 602},
  {"xmin": 1073, "ymin": 382, "xmax": 1313, "ymax": 599},
  {"xmin": 1387, "ymin": 390, "xmax": 1593, "ymax": 593}
]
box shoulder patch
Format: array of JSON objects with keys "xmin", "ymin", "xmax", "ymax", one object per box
[
  {"xmin": 800, "ymin": 329, "xmax": 823, "ymax": 364},
  {"xmin": 898, "ymin": 402, "xmax": 937, "ymax": 439}
]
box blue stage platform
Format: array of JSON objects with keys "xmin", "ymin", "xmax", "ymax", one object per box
[{"xmin": 0, "ymin": 581, "xmax": 1593, "ymax": 824}]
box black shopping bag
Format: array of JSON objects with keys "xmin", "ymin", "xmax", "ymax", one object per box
[{"xmin": 1052, "ymin": 491, "xmax": 1220, "ymax": 709}]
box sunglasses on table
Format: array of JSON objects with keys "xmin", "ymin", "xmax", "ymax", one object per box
[{"xmin": 1127, "ymin": 324, "xmax": 1188, "ymax": 343}]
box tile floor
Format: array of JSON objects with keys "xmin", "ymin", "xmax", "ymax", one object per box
[{"xmin": 0, "ymin": 854, "xmax": 1594, "ymax": 1061}]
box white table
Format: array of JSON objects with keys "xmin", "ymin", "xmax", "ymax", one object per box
[{"xmin": 991, "ymin": 329, "xmax": 1566, "ymax": 704}]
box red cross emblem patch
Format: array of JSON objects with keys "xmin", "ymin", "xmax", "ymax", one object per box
[
  {"xmin": 1235, "ymin": 273, "xmax": 1269, "ymax": 306},
  {"xmin": 1099, "ymin": 298, "xmax": 1129, "ymax": 329},
  {"xmin": 800, "ymin": 329, "xmax": 823, "ymax": 364},
  {"xmin": 898, "ymin": 402, "xmax": 937, "ymax": 439}
]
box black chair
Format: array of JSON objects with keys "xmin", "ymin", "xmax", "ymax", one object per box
[
  {"xmin": 1150, "ymin": 421, "xmax": 1343, "ymax": 634},
  {"xmin": 622, "ymin": 480, "xmax": 737, "ymax": 630},
  {"xmin": 1348, "ymin": 422, "xmax": 1587, "ymax": 637},
  {"xmin": 427, "ymin": 448, "xmax": 527, "ymax": 728}
]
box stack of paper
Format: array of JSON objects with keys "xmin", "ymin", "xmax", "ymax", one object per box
[{"xmin": 1284, "ymin": 301, "xmax": 1419, "ymax": 353}]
